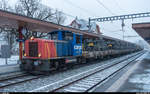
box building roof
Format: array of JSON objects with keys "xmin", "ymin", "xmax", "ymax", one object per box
[{"xmin": 69, "ymin": 18, "xmax": 101, "ymax": 34}]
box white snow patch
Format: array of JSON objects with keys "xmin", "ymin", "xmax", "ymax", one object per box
[
  {"xmin": 129, "ymin": 74, "xmax": 150, "ymax": 84},
  {"xmin": 136, "ymin": 52, "xmax": 149, "ymax": 61},
  {"xmin": 137, "ymin": 84, "xmax": 150, "ymax": 91},
  {"xmin": 0, "ymin": 55, "xmax": 19, "ymax": 65},
  {"xmin": 144, "ymin": 52, "xmax": 150, "ymax": 60},
  {"xmin": 127, "ymin": 89, "xmax": 140, "ymax": 92},
  {"xmin": 144, "ymin": 69, "xmax": 150, "ymax": 73}
]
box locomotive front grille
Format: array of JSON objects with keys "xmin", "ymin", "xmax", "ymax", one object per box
[{"xmin": 29, "ymin": 42, "xmax": 38, "ymax": 57}]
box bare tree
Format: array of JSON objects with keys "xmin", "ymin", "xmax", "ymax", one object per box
[
  {"xmin": 15, "ymin": 0, "xmax": 40, "ymax": 17},
  {"xmin": 0, "ymin": 0, "xmax": 12, "ymax": 11},
  {"xmin": 15, "ymin": 0, "xmax": 66, "ymax": 39},
  {"xmin": 54, "ymin": 9, "xmax": 66, "ymax": 25},
  {"xmin": 0, "ymin": 0, "xmax": 17, "ymax": 54}
]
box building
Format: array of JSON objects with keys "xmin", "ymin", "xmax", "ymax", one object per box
[{"xmin": 69, "ymin": 17, "xmax": 101, "ymax": 34}]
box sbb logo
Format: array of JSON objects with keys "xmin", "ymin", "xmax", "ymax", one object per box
[{"xmin": 74, "ymin": 46, "xmax": 82, "ymax": 49}]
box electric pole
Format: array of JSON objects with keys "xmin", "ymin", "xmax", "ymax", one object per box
[{"xmin": 121, "ymin": 19, "xmax": 125, "ymax": 40}]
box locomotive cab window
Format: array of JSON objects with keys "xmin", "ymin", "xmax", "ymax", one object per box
[
  {"xmin": 64, "ymin": 32, "xmax": 73, "ymax": 41},
  {"xmin": 50, "ymin": 32, "xmax": 58, "ymax": 40},
  {"xmin": 29, "ymin": 42, "xmax": 38, "ymax": 57}
]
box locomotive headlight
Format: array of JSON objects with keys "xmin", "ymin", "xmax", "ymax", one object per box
[
  {"xmin": 24, "ymin": 53, "xmax": 27, "ymax": 56},
  {"xmin": 38, "ymin": 53, "xmax": 41, "ymax": 57},
  {"xmin": 30, "ymin": 36, "xmax": 34, "ymax": 40}
]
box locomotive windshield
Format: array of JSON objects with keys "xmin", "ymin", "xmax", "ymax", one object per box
[{"xmin": 29, "ymin": 42, "xmax": 38, "ymax": 57}]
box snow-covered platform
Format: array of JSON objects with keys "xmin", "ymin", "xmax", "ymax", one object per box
[
  {"xmin": 117, "ymin": 51, "xmax": 150, "ymax": 92},
  {"xmin": 93, "ymin": 50, "xmax": 150, "ymax": 92},
  {"xmin": 0, "ymin": 55, "xmax": 19, "ymax": 66},
  {"xmin": 0, "ymin": 55, "xmax": 20, "ymax": 75}
]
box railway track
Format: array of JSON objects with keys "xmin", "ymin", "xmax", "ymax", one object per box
[
  {"xmin": 0, "ymin": 51, "xmax": 144, "ymax": 91},
  {"xmin": 0, "ymin": 73, "xmax": 43, "ymax": 89},
  {"xmin": 0, "ymin": 72, "xmax": 27, "ymax": 81},
  {"xmin": 42, "ymin": 51, "xmax": 144, "ymax": 92}
]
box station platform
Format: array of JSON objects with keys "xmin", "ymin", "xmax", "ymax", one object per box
[
  {"xmin": 94, "ymin": 50, "xmax": 150, "ymax": 92},
  {"xmin": 0, "ymin": 64, "xmax": 20, "ymax": 75},
  {"xmin": 117, "ymin": 51, "xmax": 150, "ymax": 92}
]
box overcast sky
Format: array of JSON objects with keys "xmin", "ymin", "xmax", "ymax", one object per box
[
  {"xmin": 9, "ymin": 0, "xmax": 150, "ymax": 47},
  {"xmin": 41, "ymin": 0, "xmax": 150, "ymax": 46}
]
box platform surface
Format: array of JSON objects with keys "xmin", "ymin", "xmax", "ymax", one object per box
[
  {"xmin": 0, "ymin": 55, "xmax": 19, "ymax": 66},
  {"xmin": 94, "ymin": 50, "xmax": 150, "ymax": 92},
  {"xmin": 118, "ymin": 51, "xmax": 150, "ymax": 92},
  {"xmin": 0, "ymin": 64, "xmax": 20, "ymax": 75}
]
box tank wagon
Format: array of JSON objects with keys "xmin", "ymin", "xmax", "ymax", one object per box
[{"xmin": 20, "ymin": 30, "xmax": 143, "ymax": 73}]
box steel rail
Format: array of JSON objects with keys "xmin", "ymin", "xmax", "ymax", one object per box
[
  {"xmin": 0, "ymin": 72, "xmax": 28, "ymax": 82},
  {"xmin": 51, "ymin": 52, "xmax": 144, "ymax": 92},
  {"xmin": 86, "ymin": 53, "xmax": 144, "ymax": 92},
  {"xmin": 0, "ymin": 74, "xmax": 43, "ymax": 88}
]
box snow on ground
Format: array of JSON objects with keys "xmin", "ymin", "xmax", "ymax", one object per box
[
  {"xmin": 136, "ymin": 51, "xmax": 150, "ymax": 61},
  {"xmin": 129, "ymin": 73, "xmax": 150, "ymax": 84},
  {"xmin": 144, "ymin": 51, "xmax": 150, "ymax": 60},
  {"xmin": 128, "ymin": 72, "xmax": 150, "ymax": 92},
  {"xmin": 0, "ymin": 55, "xmax": 19, "ymax": 66},
  {"xmin": 125, "ymin": 51, "xmax": 150, "ymax": 92}
]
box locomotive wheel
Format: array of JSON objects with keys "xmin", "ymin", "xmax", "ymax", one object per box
[
  {"xmin": 82, "ymin": 57, "xmax": 86, "ymax": 63},
  {"xmin": 55, "ymin": 61, "xmax": 59, "ymax": 70},
  {"xmin": 77, "ymin": 57, "xmax": 82, "ymax": 64}
]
